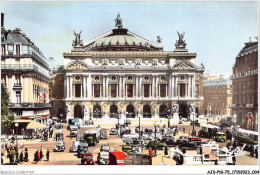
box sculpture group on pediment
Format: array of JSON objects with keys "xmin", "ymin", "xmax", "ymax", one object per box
[
  {"xmin": 175, "ymin": 31, "xmax": 186, "ymax": 49},
  {"xmin": 72, "ymin": 31, "xmax": 83, "ymax": 47}
]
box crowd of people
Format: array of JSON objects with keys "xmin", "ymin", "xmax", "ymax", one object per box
[{"xmin": 1, "ymin": 144, "xmax": 29, "ymax": 164}]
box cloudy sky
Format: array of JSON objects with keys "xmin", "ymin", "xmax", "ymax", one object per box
[{"xmin": 2, "ymin": 1, "xmax": 258, "ymax": 76}]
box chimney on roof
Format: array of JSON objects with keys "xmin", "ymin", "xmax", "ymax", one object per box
[
  {"xmin": 249, "ymin": 37, "xmax": 251, "ymax": 42},
  {"xmin": 255, "ymin": 37, "xmax": 258, "ymax": 41},
  {"xmin": 1, "ymin": 13, "xmax": 4, "ymax": 29}
]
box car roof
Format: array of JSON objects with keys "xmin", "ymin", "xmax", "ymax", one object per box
[
  {"xmin": 82, "ymin": 153, "xmax": 93, "ymax": 156},
  {"xmin": 79, "ymin": 143, "xmax": 88, "ymax": 146}
]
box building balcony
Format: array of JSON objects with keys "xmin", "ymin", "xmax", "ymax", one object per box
[
  {"xmin": 1, "ymin": 64, "xmax": 51, "ymax": 79},
  {"xmin": 8, "ymin": 103, "xmax": 51, "ymax": 108}
]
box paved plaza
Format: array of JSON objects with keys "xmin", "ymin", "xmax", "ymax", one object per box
[{"xmin": 1, "ymin": 118, "xmax": 258, "ymax": 166}]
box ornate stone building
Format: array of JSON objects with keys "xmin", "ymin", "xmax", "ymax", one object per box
[
  {"xmin": 230, "ymin": 38, "xmax": 258, "ymax": 131},
  {"xmin": 1, "ymin": 13, "xmax": 51, "ymax": 134},
  {"xmin": 203, "ymin": 78, "xmax": 232, "ymax": 116},
  {"xmin": 51, "ymin": 13, "xmax": 204, "ymax": 123}
]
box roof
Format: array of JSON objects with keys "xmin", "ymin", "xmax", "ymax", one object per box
[
  {"xmin": 237, "ymin": 41, "xmax": 258, "ymax": 58},
  {"xmin": 200, "ymin": 124, "xmax": 220, "ymax": 129},
  {"xmin": 109, "ymin": 151, "xmax": 127, "ymax": 159},
  {"xmin": 13, "ymin": 119, "xmax": 31, "ymax": 123},
  {"xmin": 79, "ymin": 13, "xmax": 163, "ymax": 52},
  {"xmin": 82, "ymin": 153, "xmax": 93, "ymax": 156},
  {"xmin": 26, "ymin": 120, "xmax": 46, "ymax": 129},
  {"xmin": 203, "ymin": 78, "xmax": 232, "ymax": 87}
]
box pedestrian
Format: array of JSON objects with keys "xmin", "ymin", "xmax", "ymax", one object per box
[
  {"xmin": 40, "ymin": 146, "xmax": 43, "ymax": 160},
  {"xmin": 20, "ymin": 139, "xmax": 24, "ymax": 148},
  {"xmin": 34, "ymin": 151, "xmax": 38, "ymax": 163},
  {"xmin": 250, "ymin": 146, "xmax": 254, "ymax": 157},
  {"xmin": 183, "ymin": 128, "xmax": 185, "ymax": 134},
  {"xmin": 24, "ymin": 148, "xmax": 28, "ymax": 162},
  {"xmin": 19, "ymin": 150, "xmax": 24, "ymax": 163},
  {"xmin": 255, "ymin": 147, "xmax": 258, "ymax": 159},
  {"xmin": 149, "ymin": 148, "xmax": 152, "ymax": 157},
  {"xmin": 214, "ymin": 159, "xmax": 218, "ymax": 165},
  {"xmin": 37, "ymin": 150, "xmax": 40, "ymax": 162},
  {"xmin": 46, "ymin": 148, "xmax": 49, "ymax": 161},
  {"xmin": 232, "ymin": 153, "xmax": 236, "ymax": 165},
  {"xmin": 182, "ymin": 149, "xmax": 186, "ymax": 154},
  {"xmin": 15, "ymin": 148, "xmax": 19, "ymax": 163},
  {"xmin": 164, "ymin": 146, "xmax": 168, "ymax": 156},
  {"xmin": 10, "ymin": 148, "xmax": 15, "ymax": 163}
]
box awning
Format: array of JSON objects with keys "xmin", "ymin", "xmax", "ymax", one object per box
[
  {"xmin": 13, "ymin": 119, "xmax": 31, "ymax": 123},
  {"xmin": 26, "ymin": 121, "xmax": 46, "ymax": 129}
]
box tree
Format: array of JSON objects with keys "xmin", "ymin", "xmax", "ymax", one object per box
[{"xmin": 1, "ymin": 84, "xmax": 13, "ymax": 128}]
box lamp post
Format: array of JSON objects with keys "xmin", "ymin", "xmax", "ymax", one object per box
[
  {"xmin": 153, "ymin": 121, "xmax": 157, "ymax": 156},
  {"xmin": 137, "ymin": 110, "xmax": 141, "ymax": 140},
  {"xmin": 15, "ymin": 123, "xmax": 19, "ymax": 148}
]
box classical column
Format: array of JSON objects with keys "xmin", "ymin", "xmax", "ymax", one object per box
[
  {"xmin": 118, "ymin": 75, "xmax": 122, "ymax": 98},
  {"xmin": 85, "ymin": 75, "xmax": 88, "ymax": 98},
  {"xmin": 192, "ymin": 75, "xmax": 195, "ymax": 98},
  {"xmin": 188, "ymin": 75, "xmax": 191, "ymax": 98},
  {"xmin": 83, "ymin": 76, "xmax": 86, "ymax": 98},
  {"xmin": 70, "ymin": 75, "xmax": 73, "ymax": 98},
  {"xmin": 66, "ymin": 75, "xmax": 70, "ymax": 98},
  {"xmin": 122, "ymin": 76, "xmax": 126, "ymax": 98},
  {"xmin": 152, "ymin": 76, "xmax": 155, "ymax": 98},
  {"xmin": 171, "ymin": 75, "xmax": 174, "ymax": 98},
  {"xmin": 88, "ymin": 74, "xmax": 92, "ymax": 98},
  {"xmin": 139, "ymin": 76, "xmax": 142, "ymax": 98},
  {"xmin": 175, "ymin": 75, "xmax": 178, "ymax": 97},
  {"xmin": 102, "ymin": 76, "xmax": 106, "ymax": 98},
  {"xmin": 135, "ymin": 76, "xmax": 139, "ymax": 98},
  {"xmin": 105, "ymin": 76, "xmax": 109, "ymax": 98},
  {"xmin": 155, "ymin": 76, "xmax": 159, "ymax": 98}
]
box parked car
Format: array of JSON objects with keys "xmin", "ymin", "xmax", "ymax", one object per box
[
  {"xmin": 55, "ymin": 130, "xmax": 64, "ymax": 141},
  {"xmin": 53, "ymin": 140, "xmax": 65, "ymax": 152},
  {"xmin": 76, "ymin": 134, "xmax": 84, "ymax": 142},
  {"xmin": 145, "ymin": 140, "xmax": 167, "ymax": 150},
  {"xmin": 69, "ymin": 141, "xmax": 80, "ymax": 152},
  {"xmin": 110, "ymin": 128, "xmax": 118, "ymax": 135},
  {"xmin": 77, "ymin": 143, "xmax": 88, "ymax": 158},
  {"xmin": 97, "ymin": 144, "xmax": 110, "ymax": 165},
  {"xmin": 100, "ymin": 144, "xmax": 110, "ymax": 152},
  {"xmin": 176, "ymin": 136, "xmax": 189, "ymax": 146},
  {"xmin": 97, "ymin": 151, "xmax": 109, "ymax": 165},
  {"xmin": 100, "ymin": 130, "xmax": 108, "ymax": 139},
  {"xmin": 84, "ymin": 128, "xmax": 101, "ymax": 146},
  {"xmin": 69, "ymin": 126, "xmax": 78, "ymax": 137},
  {"xmin": 215, "ymin": 132, "xmax": 226, "ymax": 142},
  {"xmin": 159, "ymin": 136, "xmax": 176, "ymax": 147},
  {"xmin": 122, "ymin": 145, "xmax": 132, "ymax": 155},
  {"xmin": 81, "ymin": 153, "xmax": 94, "ymax": 165}
]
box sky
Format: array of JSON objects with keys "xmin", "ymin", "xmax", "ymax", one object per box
[{"xmin": 2, "ymin": 1, "xmax": 258, "ymax": 76}]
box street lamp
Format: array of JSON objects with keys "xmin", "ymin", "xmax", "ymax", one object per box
[
  {"xmin": 167, "ymin": 109, "xmax": 171, "ymax": 128},
  {"xmin": 153, "ymin": 121, "xmax": 157, "ymax": 156},
  {"xmin": 15, "ymin": 123, "xmax": 19, "ymax": 148}
]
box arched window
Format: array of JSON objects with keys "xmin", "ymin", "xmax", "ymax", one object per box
[
  {"xmin": 126, "ymin": 105, "xmax": 135, "ymax": 118},
  {"xmin": 110, "ymin": 105, "xmax": 118, "ymax": 118},
  {"xmin": 74, "ymin": 105, "xmax": 83, "ymax": 118},
  {"xmin": 159, "ymin": 105, "xmax": 167, "ymax": 118},
  {"xmin": 93, "ymin": 105, "xmax": 101, "ymax": 118},
  {"xmin": 143, "ymin": 105, "xmax": 151, "ymax": 118}
]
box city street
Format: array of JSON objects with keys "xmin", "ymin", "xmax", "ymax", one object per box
[{"xmin": 1, "ymin": 118, "xmax": 258, "ymax": 165}]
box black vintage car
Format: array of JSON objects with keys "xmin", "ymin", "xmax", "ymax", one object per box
[
  {"xmin": 159, "ymin": 136, "xmax": 176, "ymax": 147},
  {"xmin": 77, "ymin": 143, "xmax": 88, "ymax": 158}
]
